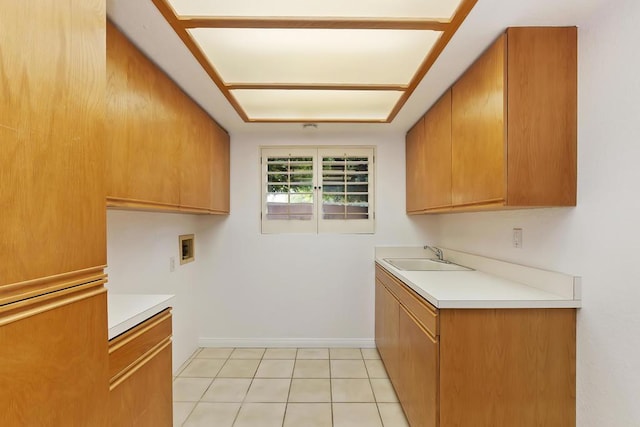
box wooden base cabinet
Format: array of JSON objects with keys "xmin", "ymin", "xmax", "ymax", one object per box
[
  {"xmin": 375, "ymin": 265, "xmax": 576, "ymax": 427},
  {"xmin": 109, "ymin": 309, "xmax": 173, "ymax": 427},
  {"xmin": 0, "ymin": 283, "xmax": 109, "ymax": 427},
  {"xmin": 398, "ymin": 306, "xmax": 439, "ymax": 427}
]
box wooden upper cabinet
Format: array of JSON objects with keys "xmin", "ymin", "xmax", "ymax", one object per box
[
  {"xmin": 452, "ymin": 35, "xmax": 507, "ymax": 207},
  {"xmin": 423, "ymin": 90, "xmax": 453, "ymax": 210},
  {"xmin": 210, "ymin": 122, "xmax": 231, "ymax": 214},
  {"xmin": 0, "ymin": 0, "xmax": 106, "ymax": 302},
  {"xmin": 408, "ymin": 27, "xmax": 576, "ymax": 214},
  {"xmin": 179, "ymin": 103, "xmax": 214, "ymax": 213},
  {"xmin": 406, "ymin": 117, "xmax": 425, "ymax": 213},
  {"xmin": 106, "ymin": 22, "xmax": 230, "ymax": 215},
  {"xmin": 506, "ymin": 27, "xmax": 577, "ymax": 206},
  {"xmin": 106, "ymin": 22, "xmax": 180, "ymax": 209}
]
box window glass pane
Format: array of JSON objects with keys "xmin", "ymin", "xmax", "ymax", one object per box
[
  {"xmin": 265, "ymin": 155, "xmax": 314, "ymax": 221},
  {"xmin": 347, "ymin": 194, "xmax": 368, "ymax": 204},
  {"xmin": 346, "ymin": 174, "xmax": 368, "ymax": 183},
  {"xmin": 347, "ymin": 184, "xmax": 369, "ymax": 193},
  {"xmin": 267, "ymin": 185, "xmax": 289, "ymax": 193},
  {"xmin": 323, "ymin": 184, "xmax": 345, "ymax": 193},
  {"xmin": 268, "ymin": 173, "xmax": 289, "ymax": 183}
]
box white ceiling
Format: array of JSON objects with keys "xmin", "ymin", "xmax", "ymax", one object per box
[{"xmin": 106, "ymin": 0, "xmax": 607, "ymax": 135}]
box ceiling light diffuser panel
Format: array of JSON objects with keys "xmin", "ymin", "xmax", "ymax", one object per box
[
  {"xmin": 153, "ymin": 0, "xmax": 477, "ymax": 122},
  {"xmin": 167, "ymin": 0, "xmax": 463, "ymax": 20},
  {"xmin": 231, "ymin": 90, "xmax": 404, "ymax": 121},
  {"xmin": 189, "ymin": 28, "xmax": 442, "ymax": 86}
]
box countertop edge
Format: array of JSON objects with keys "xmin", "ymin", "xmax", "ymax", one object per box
[
  {"xmin": 375, "ymin": 258, "xmax": 582, "ymax": 309},
  {"xmin": 107, "ymin": 294, "xmax": 175, "ymax": 340}
]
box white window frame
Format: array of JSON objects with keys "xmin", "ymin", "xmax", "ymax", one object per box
[{"xmin": 261, "ymin": 146, "xmax": 375, "ymax": 234}]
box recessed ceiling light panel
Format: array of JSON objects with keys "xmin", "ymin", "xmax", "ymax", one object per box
[
  {"xmin": 152, "ymin": 0, "xmax": 478, "ymax": 122},
  {"xmin": 168, "ymin": 0, "xmax": 463, "ymax": 20},
  {"xmin": 189, "ymin": 28, "xmax": 442, "ymax": 86},
  {"xmin": 231, "ymin": 89, "xmax": 403, "ymax": 121}
]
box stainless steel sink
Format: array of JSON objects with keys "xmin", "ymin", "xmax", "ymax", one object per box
[{"xmin": 383, "ymin": 258, "xmax": 473, "ymax": 271}]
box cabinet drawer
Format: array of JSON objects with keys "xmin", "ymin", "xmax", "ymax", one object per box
[
  {"xmin": 376, "ymin": 265, "xmax": 438, "ymax": 337},
  {"xmin": 109, "ymin": 309, "xmax": 172, "ymax": 381}
]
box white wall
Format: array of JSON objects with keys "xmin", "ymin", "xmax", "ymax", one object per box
[
  {"xmin": 433, "ymin": 2, "xmax": 640, "ymax": 425},
  {"xmin": 196, "ymin": 131, "xmax": 439, "ymax": 347},
  {"xmin": 106, "ymin": 210, "xmax": 208, "ymax": 373}
]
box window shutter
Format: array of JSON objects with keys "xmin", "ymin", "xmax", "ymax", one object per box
[
  {"xmin": 262, "ymin": 148, "xmax": 317, "ymax": 234},
  {"xmin": 318, "ymin": 147, "xmax": 374, "ymax": 234},
  {"xmin": 261, "ymin": 146, "xmax": 374, "ymax": 234}
]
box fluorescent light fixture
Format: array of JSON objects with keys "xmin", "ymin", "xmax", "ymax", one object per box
[
  {"xmin": 189, "ymin": 28, "xmax": 442, "ymax": 86},
  {"xmin": 231, "ymin": 89, "xmax": 403, "ymax": 121},
  {"xmin": 168, "ymin": 0, "xmax": 463, "ymax": 20},
  {"xmin": 152, "ymin": 0, "xmax": 477, "ymax": 122}
]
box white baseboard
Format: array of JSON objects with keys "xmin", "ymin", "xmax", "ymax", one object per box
[{"xmin": 198, "ymin": 337, "xmax": 376, "ymax": 349}]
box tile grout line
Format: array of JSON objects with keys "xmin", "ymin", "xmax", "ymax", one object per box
[
  {"xmin": 363, "ymin": 348, "xmax": 386, "ymax": 427},
  {"xmin": 177, "ymin": 347, "xmax": 401, "ymax": 427},
  {"xmin": 329, "ymin": 350, "xmax": 334, "ymax": 427},
  {"xmin": 234, "ymin": 348, "xmax": 267, "ymax": 426}
]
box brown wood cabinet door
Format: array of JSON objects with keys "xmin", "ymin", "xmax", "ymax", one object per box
[
  {"xmin": 0, "ymin": 284, "xmax": 109, "ymax": 426},
  {"xmin": 0, "ymin": 0, "xmax": 106, "ymax": 301},
  {"xmin": 179, "ymin": 108, "xmax": 213, "ymax": 212},
  {"xmin": 423, "ymin": 90, "xmax": 453, "ymax": 209},
  {"xmin": 106, "ymin": 22, "xmax": 180, "ymax": 208},
  {"xmin": 210, "ymin": 122, "xmax": 230, "ymax": 213},
  {"xmin": 406, "ymin": 117, "xmax": 425, "ymax": 213},
  {"xmin": 451, "ymin": 34, "xmax": 507, "ymax": 206},
  {"xmin": 439, "ymin": 309, "xmax": 576, "ymax": 427},
  {"xmin": 399, "ymin": 305, "xmax": 439, "ymax": 427},
  {"xmin": 109, "ymin": 344, "xmax": 173, "ymax": 427},
  {"xmin": 506, "ymin": 27, "xmax": 577, "ymax": 206},
  {"xmin": 375, "ymin": 280, "xmax": 400, "ymax": 385}
]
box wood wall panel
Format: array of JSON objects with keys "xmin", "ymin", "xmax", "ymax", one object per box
[
  {"xmin": 0, "ymin": 282, "xmax": 109, "ymax": 426},
  {"xmin": 439, "ymin": 308, "xmax": 576, "ymax": 427},
  {"xmin": 451, "ymin": 34, "xmax": 507, "ymax": 206},
  {"xmin": 0, "ymin": 0, "xmax": 106, "ymax": 297},
  {"xmin": 507, "ymin": 27, "xmax": 577, "ymax": 206}
]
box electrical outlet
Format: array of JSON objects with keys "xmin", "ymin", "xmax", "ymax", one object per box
[
  {"xmin": 169, "ymin": 256, "xmax": 176, "ymax": 272},
  {"xmin": 513, "ymin": 228, "xmax": 523, "ymax": 248}
]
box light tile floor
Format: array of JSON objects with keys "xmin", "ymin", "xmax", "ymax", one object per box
[{"xmin": 173, "ymin": 347, "xmax": 410, "ymax": 427}]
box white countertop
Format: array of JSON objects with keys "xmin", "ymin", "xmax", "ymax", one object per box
[
  {"xmin": 107, "ymin": 293, "xmax": 175, "ymax": 340},
  {"xmin": 376, "ymin": 247, "xmax": 581, "ymax": 309}
]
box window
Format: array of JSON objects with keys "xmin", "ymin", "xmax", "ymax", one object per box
[{"xmin": 261, "ymin": 146, "xmax": 375, "ymax": 234}]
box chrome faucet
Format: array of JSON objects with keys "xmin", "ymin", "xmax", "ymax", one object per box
[{"xmin": 424, "ymin": 245, "xmax": 444, "ymax": 262}]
